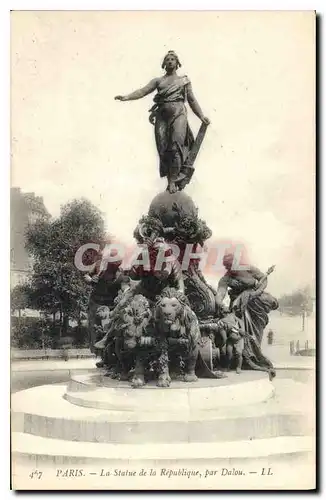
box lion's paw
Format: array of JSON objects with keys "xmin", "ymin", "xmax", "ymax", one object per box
[
  {"xmin": 184, "ymin": 373, "xmax": 198, "ymax": 383},
  {"xmin": 157, "ymin": 375, "xmax": 171, "ymax": 388},
  {"xmin": 131, "ymin": 375, "xmax": 145, "ymax": 388}
]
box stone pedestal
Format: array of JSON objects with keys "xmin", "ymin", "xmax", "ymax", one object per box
[{"xmin": 11, "ymin": 371, "xmax": 314, "ymax": 468}]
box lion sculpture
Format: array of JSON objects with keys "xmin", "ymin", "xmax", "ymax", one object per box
[
  {"xmin": 113, "ymin": 292, "xmax": 183, "ymax": 389},
  {"xmin": 154, "ymin": 287, "xmax": 201, "ymax": 386},
  {"xmin": 111, "ymin": 288, "xmax": 203, "ymax": 388},
  {"xmin": 112, "ymin": 294, "xmax": 153, "ymax": 386}
]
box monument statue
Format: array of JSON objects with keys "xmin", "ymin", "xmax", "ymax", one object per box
[
  {"xmin": 214, "ymin": 308, "xmax": 246, "ymax": 374},
  {"xmin": 91, "ymin": 51, "xmax": 279, "ymax": 386},
  {"xmin": 84, "ymin": 250, "xmax": 124, "ymax": 367},
  {"xmin": 114, "ymin": 50, "xmax": 210, "ymax": 193},
  {"xmin": 215, "ymin": 255, "xmax": 278, "ymax": 377}
]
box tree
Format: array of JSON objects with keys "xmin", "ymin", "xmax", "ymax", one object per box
[
  {"xmin": 25, "ymin": 198, "xmax": 106, "ymax": 336},
  {"xmin": 278, "ymin": 286, "xmax": 314, "ymax": 317},
  {"xmin": 10, "ymin": 283, "xmax": 31, "ymax": 317}
]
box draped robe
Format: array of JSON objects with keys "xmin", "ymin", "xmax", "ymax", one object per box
[
  {"xmin": 149, "ymin": 76, "xmax": 194, "ymax": 179},
  {"xmin": 217, "ymin": 268, "xmax": 279, "ymax": 374}
]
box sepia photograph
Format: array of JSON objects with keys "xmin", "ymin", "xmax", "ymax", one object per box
[{"xmin": 10, "ymin": 9, "xmax": 316, "ymax": 490}]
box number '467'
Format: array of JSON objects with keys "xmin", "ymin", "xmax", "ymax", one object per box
[{"xmin": 29, "ymin": 470, "xmax": 43, "ymax": 479}]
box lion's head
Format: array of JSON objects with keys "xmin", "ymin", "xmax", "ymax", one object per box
[
  {"xmin": 96, "ymin": 305, "xmax": 111, "ymax": 321},
  {"xmin": 118, "ymin": 295, "xmax": 152, "ymax": 350},
  {"xmin": 154, "ymin": 288, "xmax": 193, "ymax": 335}
]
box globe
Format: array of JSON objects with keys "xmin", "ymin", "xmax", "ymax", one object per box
[{"xmin": 148, "ymin": 191, "xmax": 197, "ymax": 227}]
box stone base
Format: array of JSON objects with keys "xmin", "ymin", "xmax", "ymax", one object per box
[
  {"xmin": 12, "ymin": 432, "xmax": 313, "ymax": 465},
  {"xmin": 11, "ymin": 374, "xmax": 314, "ymax": 471},
  {"xmin": 64, "ymin": 370, "xmax": 275, "ymax": 411},
  {"xmin": 12, "ymin": 385, "xmax": 312, "ymax": 445}
]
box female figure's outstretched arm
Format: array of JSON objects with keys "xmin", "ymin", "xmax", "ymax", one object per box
[{"xmin": 115, "ymin": 78, "xmax": 158, "ymax": 101}]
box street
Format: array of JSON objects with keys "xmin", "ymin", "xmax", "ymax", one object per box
[{"xmin": 11, "ymin": 370, "xmax": 70, "ymax": 393}]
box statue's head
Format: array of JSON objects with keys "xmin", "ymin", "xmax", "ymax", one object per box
[
  {"xmin": 222, "ymin": 252, "xmax": 235, "ymax": 271},
  {"xmin": 95, "ymin": 305, "xmax": 111, "ymax": 328},
  {"xmin": 232, "ymin": 305, "xmax": 243, "ymax": 319},
  {"xmin": 222, "ymin": 250, "xmax": 249, "ymax": 272},
  {"xmin": 96, "ymin": 305, "xmax": 110, "ymax": 320},
  {"xmin": 161, "ymin": 50, "xmax": 182, "ymax": 71},
  {"xmin": 155, "ymin": 287, "xmax": 191, "ymax": 330},
  {"xmin": 120, "ymin": 274, "xmax": 131, "ymax": 292}
]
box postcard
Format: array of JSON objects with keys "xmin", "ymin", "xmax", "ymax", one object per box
[{"xmin": 10, "ymin": 10, "xmax": 316, "ymax": 490}]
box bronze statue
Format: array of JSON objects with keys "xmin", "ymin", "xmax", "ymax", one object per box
[
  {"xmin": 215, "ymin": 309, "xmax": 246, "ymax": 374},
  {"xmin": 112, "ymin": 289, "xmax": 202, "ymax": 389},
  {"xmin": 84, "ymin": 257, "xmax": 123, "ymax": 357},
  {"xmin": 94, "ymin": 239, "xmax": 184, "ymax": 352},
  {"xmin": 86, "ymin": 52, "xmax": 279, "ymax": 385},
  {"xmin": 115, "ymin": 50, "xmax": 210, "ymax": 193},
  {"xmin": 215, "ymin": 254, "xmax": 278, "ymax": 378},
  {"xmin": 154, "ymin": 288, "xmax": 201, "ymax": 385}
]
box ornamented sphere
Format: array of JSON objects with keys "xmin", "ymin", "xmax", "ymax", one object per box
[{"xmin": 148, "ymin": 191, "xmax": 197, "ymax": 227}]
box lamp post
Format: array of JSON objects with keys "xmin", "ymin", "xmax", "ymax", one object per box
[{"xmin": 301, "ymin": 301, "xmax": 307, "ymax": 332}]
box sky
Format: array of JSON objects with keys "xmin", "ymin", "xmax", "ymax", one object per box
[{"xmin": 11, "ymin": 10, "xmax": 315, "ymax": 296}]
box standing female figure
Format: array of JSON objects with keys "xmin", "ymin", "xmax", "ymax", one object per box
[{"xmin": 115, "ymin": 51, "xmax": 210, "ymax": 193}]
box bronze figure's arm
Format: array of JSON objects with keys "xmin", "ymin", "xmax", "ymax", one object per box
[
  {"xmin": 173, "ymin": 260, "xmax": 185, "ymax": 294},
  {"xmin": 186, "ymin": 83, "xmax": 210, "ymax": 125},
  {"xmin": 250, "ymin": 265, "xmax": 275, "ymax": 297},
  {"xmin": 178, "ymin": 276, "xmax": 185, "ymax": 295},
  {"xmin": 250, "ymin": 265, "xmax": 265, "ymax": 282},
  {"xmin": 215, "ymin": 276, "xmax": 229, "ymax": 309},
  {"xmin": 251, "ymin": 278, "xmax": 268, "ymax": 297},
  {"xmin": 115, "ymin": 78, "xmax": 158, "ymax": 101}
]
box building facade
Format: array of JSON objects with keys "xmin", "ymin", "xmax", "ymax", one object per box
[{"xmin": 10, "ymin": 187, "xmax": 50, "ymax": 289}]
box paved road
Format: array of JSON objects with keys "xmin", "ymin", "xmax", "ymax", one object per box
[
  {"xmin": 10, "ymin": 335, "xmax": 315, "ymax": 394},
  {"xmin": 11, "ymin": 358, "xmax": 97, "ymax": 393},
  {"xmin": 11, "ymin": 364, "xmax": 314, "ymax": 394},
  {"xmin": 267, "ymin": 311, "xmax": 316, "ymax": 347},
  {"xmin": 11, "ymin": 371, "xmax": 70, "ymax": 393}
]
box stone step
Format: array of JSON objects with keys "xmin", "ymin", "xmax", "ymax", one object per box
[
  {"xmin": 11, "ymin": 380, "xmax": 314, "ymax": 444},
  {"xmin": 12, "ymin": 432, "xmax": 314, "ymax": 465}
]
